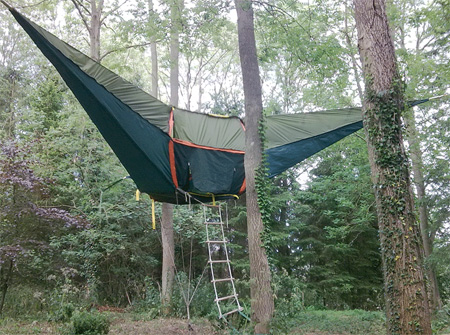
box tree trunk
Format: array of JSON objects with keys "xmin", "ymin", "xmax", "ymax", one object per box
[
  {"xmin": 161, "ymin": 0, "xmax": 182, "ymax": 314},
  {"xmin": 70, "ymin": 0, "xmax": 102, "ymax": 62},
  {"xmin": 0, "ymin": 260, "xmax": 13, "ymax": 317},
  {"xmin": 148, "ymin": 0, "xmax": 173, "ymax": 314},
  {"xmin": 235, "ymin": 1, "xmax": 274, "ymax": 333},
  {"xmin": 5, "ymin": 69, "xmax": 17, "ymax": 139},
  {"xmin": 343, "ymin": 1, "xmax": 364, "ymax": 103},
  {"xmin": 161, "ymin": 202, "xmax": 175, "ymax": 313},
  {"xmin": 353, "ymin": 1, "xmax": 432, "ymax": 334},
  {"xmin": 404, "ymin": 110, "xmax": 442, "ymax": 311},
  {"xmin": 197, "ymin": 66, "xmax": 202, "ymax": 112},
  {"xmin": 89, "ymin": 0, "xmax": 102, "ymax": 61},
  {"xmin": 149, "ymin": 0, "xmax": 158, "ymax": 98},
  {"xmin": 169, "ymin": 0, "xmax": 181, "ymax": 107}
]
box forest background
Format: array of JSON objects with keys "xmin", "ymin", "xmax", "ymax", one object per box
[{"xmin": 0, "ymin": 0, "xmax": 449, "ymax": 334}]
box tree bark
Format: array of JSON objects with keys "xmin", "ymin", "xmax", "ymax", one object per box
[
  {"xmin": 353, "ymin": 1, "xmax": 432, "ymax": 334},
  {"xmin": 161, "ymin": 202, "xmax": 175, "ymax": 313},
  {"xmin": 89, "ymin": 0, "xmax": 102, "ymax": 62},
  {"xmin": 169, "ymin": 0, "xmax": 181, "ymax": 107},
  {"xmin": 235, "ymin": 1, "xmax": 274, "ymax": 333}
]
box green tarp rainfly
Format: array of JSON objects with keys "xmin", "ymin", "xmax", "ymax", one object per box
[
  {"xmin": 5, "ymin": 6, "xmax": 372, "ymax": 204},
  {"xmin": 173, "ymin": 109, "xmax": 245, "ymax": 151}
]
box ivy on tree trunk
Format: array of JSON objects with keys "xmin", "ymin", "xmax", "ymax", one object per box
[
  {"xmin": 235, "ymin": 0, "xmax": 274, "ymax": 333},
  {"xmin": 353, "ymin": 0, "xmax": 432, "ymax": 334}
]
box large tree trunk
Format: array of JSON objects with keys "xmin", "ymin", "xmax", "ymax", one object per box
[
  {"xmin": 235, "ymin": 1, "xmax": 274, "ymax": 333},
  {"xmin": 404, "ymin": 111, "xmax": 442, "ymax": 311},
  {"xmin": 161, "ymin": 0, "xmax": 182, "ymax": 314},
  {"xmin": 353, "ymin": 1, "xmax": 432, "ymax": 334}
]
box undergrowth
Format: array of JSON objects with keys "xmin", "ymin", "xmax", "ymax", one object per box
[{"xmin": 271, "ymin": 308, "xmax": 386, "ymax": 335}]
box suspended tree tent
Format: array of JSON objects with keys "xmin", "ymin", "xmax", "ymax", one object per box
[{"xmin": 4, "ymin": 5, "xmax": 376, "ymax": 204}]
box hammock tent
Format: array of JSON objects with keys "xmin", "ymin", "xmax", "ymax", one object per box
[{"xmin": 4, "ymin": 5, "xmax": 368, "ymax": 204}]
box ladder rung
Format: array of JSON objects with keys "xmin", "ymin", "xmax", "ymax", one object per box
[
  {"xmin": 209, "ymin": 260, "xmax": 230, "ymax": 264},
  {"xmin": 221, "ymin": 307, "xmax": 244, "ymax": 318},
  {"xmin": 215, "ymin": 294, "xmax": 238, "ymax": 302},
  {"xmin": 204, "ymin": 221, "xmax": 224, "ymax": 225},
  {"xmin": 212, "ymin": 277, "xmax": 233, "ymax": 283},
  {"xmin": 206, "ymin": 240, "xmax": 227, "ymax": 243},
  {"xmin": 203, "ymin": 203, "xmax": 220, "ymax": 208}
]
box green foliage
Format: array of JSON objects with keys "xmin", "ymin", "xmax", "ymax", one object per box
[
  {"xmin": 272, "ymin": 270, "xmax": 306, "ymax": 318},
  {"xmin": 25, "ymin": 71, "xmax": 64, "ymax": 136},
  {"xmin": 49, "ymin": 303, "xmax": 75, "ymax": 323},
  {"xmin": 70, "ymin": 311, "xmax": 110, "ymax": 335},
  {"xmin": 1, "ymin": 0, "xmax": 449, "ymax": 330},
  {"xmin": 256, "ymin": 0, "xmax": 355, "ymax": 111},
  {"xmin": 0, "ymin": 285, "xmax": 46, "ymax": 319},
  {"xmin": 433, "ymin": 304, "xmax": 450, "ymax": 333},
  {"xmin": 432, "ymin": 232, "xmax": 450, "ymax": 301},
  {"xmin": 255, "ymin": 116, "xmax": 275, "ymax": 256},
  {"xmin": 129, "ymin": 279, "xmax": 160, "ymax": 316},
  {"xmin": 281, "ymin": 135, "xmax": 383, "ymax": 309},
  {"xmin": 271, "ymin": 309, "xmax": 386, "ymax": 334}
]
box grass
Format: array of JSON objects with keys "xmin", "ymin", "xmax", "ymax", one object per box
[
  {"xmin": 0, "ymin": 309, "xmax": 448, "ymax": 335},
  {"xmin": 0, "ymin": 314, "xmax": 218, "ymax": 335},
  {"xmin": 271, "ymin": 309, "xmax": 386, "ymax": 335},
  {"xmin": 0, "ymin": 318, "xmax": 58, "ymax": 335}
]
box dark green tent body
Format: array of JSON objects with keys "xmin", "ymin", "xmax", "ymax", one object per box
[{"xmin": 6, "ymin": 6, "xmax": 367, "ymax": 204}]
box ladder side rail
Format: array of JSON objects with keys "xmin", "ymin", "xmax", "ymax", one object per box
[
  {"xmin": 219, "ymin": 207, "xmax": 243, "ymax": 312},
  {"xmin": 205, "ymin": 206, "xmax": 223, "ymax": 318}
]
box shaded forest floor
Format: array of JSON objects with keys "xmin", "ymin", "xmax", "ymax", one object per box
[
  {"xmin": 0, "ymin": 316, "xmax": 216, "ymax": 335},
  {"xmin": 0, "ymin": 310, "xmax": 449, "ymax": 335}
]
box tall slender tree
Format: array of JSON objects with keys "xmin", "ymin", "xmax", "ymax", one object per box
[
  {"xmin": 353, "ymin": 0, "xmax": 432, "ymax": 333},
  {"xmin": 392, "ymin": 0, "xmax": 444, "ymax": 310},
  {"xmin": 148, "ymin": 0, "xmax": 158, "ymax": 98},
  {"xmin": 69, "ymin": 0, "xmax": 127, "ymax": 62},
  {"xmin": 404, "ymin": 110, "xmax": 442, "ymax": 311},
  {"xmin": 235, "ymin": 0, "xmax": 274, "ymax": 333},
  {"xmin": 161, "ymin": 0, "xmax": 183, "ymax": 314},
  {"xmin": 70, "ymin": 0, "xmax": 103, "ymax": 61}
]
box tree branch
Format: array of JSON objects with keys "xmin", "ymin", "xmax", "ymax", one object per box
[
  {"xmin": 99, "ymin": 41, "xmax": 162, "ymax": 62},
  {"xmin": 100, "ymin": 0, "xmax": 128, "ymax": 24},
  {"xmin": 70, "ymin": 0, "xmax": 91, "ymax": 32}
]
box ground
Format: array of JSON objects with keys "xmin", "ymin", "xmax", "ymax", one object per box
[
  {"xmin": 0, "ymin": 315, "xmax": 217, "ymax": 335},
  {"xmin": 0, "ymin": 312, "xmax": 448, "ymax": 335}
]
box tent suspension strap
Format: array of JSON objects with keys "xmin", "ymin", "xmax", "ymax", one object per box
[
  {"xmin": 135, "ymin": 191, "xmax": 156, "ymax": 230},
  {"xmin": 151, "ymin": 197, "xmax": 156, "ymax": 230},
  {"xmin": 176, "ymin": 188, "xmax": 239, "ymax": 206},
  {"xmin": 428, "ymin": 93, "xmax": 449, "ymax": 101}
]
